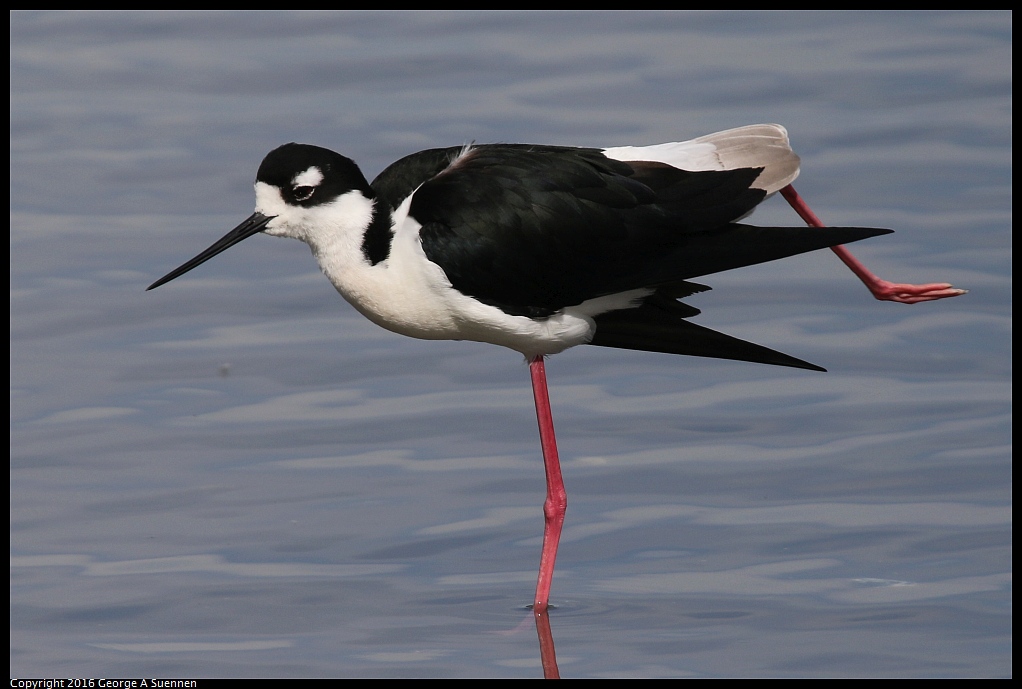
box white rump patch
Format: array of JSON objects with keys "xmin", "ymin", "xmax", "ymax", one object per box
[
  {"xmin": 603, "ymin": 141, "xmax": 721, "ymax": 171},
  {"xmin": 604, "ymin": 124, "xmax": 800, "ymax": 195}
]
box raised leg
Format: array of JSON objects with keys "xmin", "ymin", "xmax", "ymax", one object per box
[
  {"xmin": 529, "ymin": 355, "xmax": 567, "ymax": 613},
  {"xmin": 780, "ymin": 185, "xmax": 966, "ymax": 304}
]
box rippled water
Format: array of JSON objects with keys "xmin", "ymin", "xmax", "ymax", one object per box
[{"xmin": 11, "ymin": 11, "xmax": 1011, "ymax": 678}]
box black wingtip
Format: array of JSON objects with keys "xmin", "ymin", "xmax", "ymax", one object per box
[
  {"xmin": 589, "ymin": 304, "xmax": 827, "ymax": 372},
  {"xmin": 649, "ymin": 224, "xmax": 894, "ymax": 284}
]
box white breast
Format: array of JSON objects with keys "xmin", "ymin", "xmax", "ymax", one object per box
[{"xmin": 305, "ymin": 191, "xmax": 602, "ymax": 359}]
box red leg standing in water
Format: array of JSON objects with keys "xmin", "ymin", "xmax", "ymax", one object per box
[{"xmin": 529, "ymin": 356, "xmax": 567, "ymax": 613}]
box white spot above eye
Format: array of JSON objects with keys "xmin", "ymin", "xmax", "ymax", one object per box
[{"xmin": 292, "ymin": 166, "xmax": 324, "ymax": 188}]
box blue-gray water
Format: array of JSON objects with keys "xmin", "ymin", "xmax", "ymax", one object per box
[{"xmin": 10, "ymin": 11, "xmax": 1011, "ymax": 678}]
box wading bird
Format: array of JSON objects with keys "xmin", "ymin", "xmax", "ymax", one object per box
[{"xmin": 148, "ymin": 124, "xmax": 963, "ymax": 611}]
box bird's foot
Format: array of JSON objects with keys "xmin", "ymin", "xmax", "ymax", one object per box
[
  {"xmin": 863, "ymin": 279, "xmax": 968, "ymax": 304},
  {"xmin": 789, "ymin": 196, "xmax": 970, "ymax": 305}
]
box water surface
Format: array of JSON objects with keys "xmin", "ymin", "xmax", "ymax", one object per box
[{"xmin": 11, "ymin": 10, "xmax": 1011, "ymax": 678}]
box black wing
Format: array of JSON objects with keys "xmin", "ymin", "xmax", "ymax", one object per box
[{"xmin": 404, "ymin": 144, "xmax": 889, "ymax": 318}]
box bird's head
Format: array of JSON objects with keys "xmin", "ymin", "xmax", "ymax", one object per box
[{"xmin": 147, "ymin": 143, "xmax": 374, "ymax": 291}]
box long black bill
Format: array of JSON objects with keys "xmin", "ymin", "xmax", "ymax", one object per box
[{"xmin": 146, "ymin": 212, "xmax": 274, "ymax": 291}]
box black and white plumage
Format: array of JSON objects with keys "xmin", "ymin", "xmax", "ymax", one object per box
[
  {"xmin": 148, "ymin": 124, "xmax": 896, "ymax": 612},
  {"xmin": 148, "ymin": 124, "xmax": 888, "ymax": 369}
]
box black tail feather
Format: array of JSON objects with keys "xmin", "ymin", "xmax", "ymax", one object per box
[{"xmin": 588, "ymin": 299, "xmax": 825, "ymax": 371}]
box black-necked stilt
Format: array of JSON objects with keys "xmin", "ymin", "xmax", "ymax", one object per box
[{"xmin": 148, "ymin": 124, "xmax": 963, "ymax": 611}]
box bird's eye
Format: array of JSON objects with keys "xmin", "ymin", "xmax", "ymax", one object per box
[{"xmin": 294, "ymin": 186, "xmax": 315, "ymax": 201}]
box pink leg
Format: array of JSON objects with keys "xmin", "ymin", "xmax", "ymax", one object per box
[
  {"xmin": 529, "ymin": 355, "xmax": 567, "ymax": 613},
  {"xmin": 780, "ymin": 185, "xmax": 966, "ymax": 304},
  {"xmin": 534, "ymin": 607, "xmax": 561, "ymax": 679}
]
